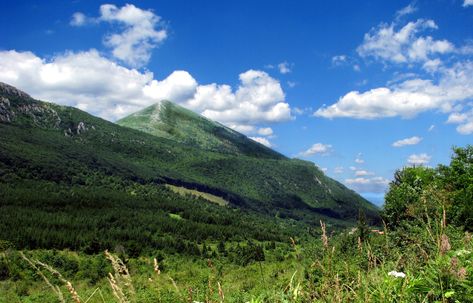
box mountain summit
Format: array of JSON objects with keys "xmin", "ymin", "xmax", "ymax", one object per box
[{"xmin": 117, "ymin": 100, "xmax": 283, "ymax": 159}]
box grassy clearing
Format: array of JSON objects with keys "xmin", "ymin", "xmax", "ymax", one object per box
[{"xmin": 165, "ymin": 184, "xmax": 229, "ymax": 206}]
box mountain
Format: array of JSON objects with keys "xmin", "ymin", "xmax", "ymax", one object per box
[
  {"xmin": 117, "ymin": 100, "xmax": 283, "ymax": 158},
  {"xmin": 0, "ymin": 82, "xmax": 379, "ymax": 253}
]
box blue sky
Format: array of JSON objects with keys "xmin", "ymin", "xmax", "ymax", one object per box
[{"xmin": 1, "ymin": 0, "xmax": 473, "ymax": 205}]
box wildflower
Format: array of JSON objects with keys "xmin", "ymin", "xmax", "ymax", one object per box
[
  {"xmin": 450, "ymin": 256, "xmax": 459, "ymax": 269},
  {"xmin": 457, "ymin": 267, "xmax": 467, "ymax": 280},
  {"xmin": 440, "ymin": 234, "xmax": 451, "ymax": 255},
  {"xmin": 320, "ymin": 220, "xmax": 328, "ymax": 248},
  {"xmin": 388, "ymin": 271, "xmax": 406, "ymax": 278}
]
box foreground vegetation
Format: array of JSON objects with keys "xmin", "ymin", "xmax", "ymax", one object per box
[{"xmin": 1, "ymin": 146, "xmax": 473, "ymax": 302}]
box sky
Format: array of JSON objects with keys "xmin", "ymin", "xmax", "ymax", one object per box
[{"xmin": 1, "ymin": 0, "xmax": 473, "ymax": 205}]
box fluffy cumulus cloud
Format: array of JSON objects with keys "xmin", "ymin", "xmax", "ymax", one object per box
[
  {"xmin": 392, "ymin": 136, "xmax": 422, "ymax": 147},
  {"xmin": 99, "ymin": 4, "xmax": 167, "ymax": 67},
  {"xmin": 0, "ymin": 49, "xmax": 154, "ymax": 121},
  {"xmin": 71, "ymin": 4, "xmax": 167, "ymax": 68},
  {"xmin": 407, "ymin": 153, "xmax": 431, "ymax": 165},
  {"xmin": 345, "ymin": 177, "xmax": 390, "ymax": 193},
  {"xmin": 299, "ymin": 143, "xmax": 333, "ymax": 157},
  {"xmin": 0, "ymin": 50, "xmax": 292, "ymax": 129},
  {"xmin": 314, "ymin": 61, "xmax": 473, "ymax": 127},
  {"xmin": 194, "ymin": 70, "xmax": 292, "ymax": 129},
  {"xmin": 357, "ymin": 19, "xmax": 454, "ymax": 65}
]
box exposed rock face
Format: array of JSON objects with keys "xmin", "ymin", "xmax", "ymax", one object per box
[
  {"xmin": 0, "ymin": 96, "xmax": 13, "ymax": 122},
  {"xmin": 64, "ymin": 122, "xmax": 91, "ymax": 136},
  {"xmin": 0, "ymin": 83, "xmax": 62, "ymax": 128},
  {"xmin": 77, "ymin": 122, "xmax": 87, "ymax": 134},
  {"xmin": 0, "ymin": 82, "xmax": 32, "ymax": 100},
  {"xmin": 15, "ymin": 103, "xmax": 62, "ymax": 128}
]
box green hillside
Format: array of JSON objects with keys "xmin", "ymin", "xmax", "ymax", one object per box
[
  {"xmin": 0, "ymin": 82, "xmax": 379, "ymax": 254},
  {"xmin": 117, "ymin": 100, "xmax": 284, "ymax": 158}
]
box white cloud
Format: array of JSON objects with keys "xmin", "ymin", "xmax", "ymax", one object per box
[
  {"xmin": 446, "ymin": 112, "xmax": 468, "ymax": 124},
  {"xmin": 446, "ymin": 109, "xmax": 473, "ymax": 134},
  {"xmin": 349, "ymin": 166, "xmax": 357, "ymax": 171},
  {"xmin": 198, "ymin": 70, "xmax": 293, "ymax": 126},
  {"xmin": 299, "ymin": 143, "xmax": 333, "ymax": 157},
  {"xmin": 70, "ymin": 12, "xmax": 88, "ymax": 26},
  {"xmin": 292, "ymin": 107, "xmax": 312, "ymax": 115},
  {"xmin": 334, "ymin": 166, "xmax": 344, "ymax": 174},
  {"xmin": 278, "ymin": 62, "xmax": 292, "ymax": 74},
  {"xmin": 407, "ymin": 153, "xmax": 431, "ymax": 165},
  {"xmin": 357, "ymin": 19, "xmax": 454, "ymax": 65},
  {"xmin": 428, "ymin": 124, "xmax": 435, "ymax": 131},
  {"xmin": 228, "ymin": 124, "xmax": 255, "ymax": 134},
  {"xmin": 457, "ymin": 121, "xmax": 473, "ymax": 134},
  {"xmin": 249, "ymin": 136, "xmax": 272, "ymax": 147},
  {"xmin": 423, "ymin": 58, "xmax": 442, "ymax": 72},
  {"xmin": 257, "ymin": 127, "xmax": 273, "ymax": 136},
  {"xmin": 143, "ymin": 70, "xmax": 198, "ymax": 103},
  {"xmin": 0, "ymin": 49, "xmax": 154, "ymax": 121},
  {"xmin": 332, "ymin": 55, "xmax": 347, "ymax": 66},
  {"xmin": 0, "ymin": 50, "xmax": 293, "ymax": 129},
  {"xmin": 355, "ymin": 170, "xmax": 374, "ymax": 176},
  {"xmin": 314, "ymin": 61, "xmax": 473, "ymax": 125},
  {"xmin": 464, "ymin": 0, "xmax": 473, "ymax": 7},
  {"xmin": 98, "ymin": 4, "xmax": 167, "ymax": 67},
  {"xmin": 395, "ymin": 3, "xmax": 417, "ymax": 19},
  {"xmin": 355, "ymin": 153, "xmax": 364, "ymax": 164},
  {"xmin": 345, "ymin": 177, "xmax": 390, "ymax": 193},
  {"xmin": 287, "ymin": 81, "xmax": 297, "ymax": 88},
  {"xmin": 316, "ymin": 11, "xmax": 473, "ymax": 136},
  {"xmin": 392, "ymin": 136, "xmax": 422, "ymax": 147}
]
